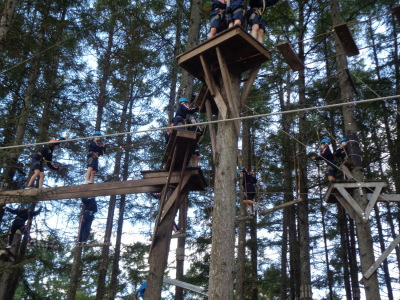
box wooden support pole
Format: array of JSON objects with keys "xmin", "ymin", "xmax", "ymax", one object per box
[
  {"xmin": 333, "ymin": 23, "xmax": 359, "ymax": 56},
  {"xmin": 240, "ymin": 66, "xmax": 261, "ymax": 107},
  {"xmin": 361, "ymin": 234, "xmax": 400, "ymax": 281},
  {"xmin": 392, "ymin": 5, "xmax": 400, "ymax": 25},
  {"xmin": 276, "ymin": 42, "xmax": 305, "ymax": 71},
  {"xmin": 205, "ymin": 99, "xmax": 217, "ymax": 161}
]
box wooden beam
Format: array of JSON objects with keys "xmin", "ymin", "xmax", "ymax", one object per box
[
  {"xmin": 205, "ymin": 99, "xmax": 217, "ymax": 161},
  {"xmin": 77, "ymin": 243, "xmax": 111, "ymax": 248},
  {"xmin": 333, "ymin": 23, "xmax": 359, "ymax": 57},
  {"xmin": 199, "ymin": 54, "xmax": 228, "ymax": 119},
  {"xmin": 276, "ymin": 42, "xmax": 304, "ymax": 71},
  {"xmin": 364, "ymin": 182, "xmax": 385, "ymax": 219},
  {"xmin": 240, "ymin": 66, "xmax": 260, "ymax": 107},
  {"xmin": 361, "ymin": 234, "xmax": 400, "ymax": 281},
  {"xmin": 336, "ymin": 186, "xmax": 365, "ymax": 219},
  {"xmin": 0, "ymin": 169, "xmax": 206, "ymax": 203},
  {"xmin": 216, "ymin": 47, "xmax": 240, "ymax": 136},
  {"xmin": 375, "ymin": 193, "xmax": 400, "ymax": 202},
  {"xmin": 392, "ymin": 5, "xmax": 400, "ymax": 25},
  {"xmin": 259, "ymin": 198, "xmax": 305, "ymax": 215},
  {"xmin": 163, "ymin": 277, "xmax": 208, "ymax": 296}
]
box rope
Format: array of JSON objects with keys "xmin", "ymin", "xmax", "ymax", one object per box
[{"xmin": 1, "ymin": 93, "xmax": 399, "ymax": 151}]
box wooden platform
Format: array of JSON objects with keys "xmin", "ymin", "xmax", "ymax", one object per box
[
  {"xmin": 325, "ymin": 181, "xmax": 387, "ymax": 204},
  {"xmin": 176, "ymin": 25, "xmax": 271, "ymax": 80},
  {"xmin": 0, "ymin": 168, "xmax": 206, "ymax": 203},
  {"xmin": 162, "ymin": 129, "xmax": 199, "ymax": 170}
]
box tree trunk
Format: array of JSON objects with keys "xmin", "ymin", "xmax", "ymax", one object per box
[
  {"xmin": 175, "ymin": 199, "xmax": 187, "ymax": 300},
  {"xmin": 208, "ymin": 74, "xmax": 239, "ymax": 300},
  {"xmin": 66, "ymin": 247, "xmax": 84, "ymax": 300},
  {"xmin": 0, "ymin": 0, "xmax": 18, "ymax": 52},
  {"xmin": 330, "ymin": 1, "xmax": 381, "ymax": 298},
  {"xmin": 337, "ymin": 206, "xmax": 352, "ymax": 300}
]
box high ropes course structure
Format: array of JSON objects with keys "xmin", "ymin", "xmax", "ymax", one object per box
[{"xmin": 2, "ymin": 4, "xmax": 400, "ymax": 299}]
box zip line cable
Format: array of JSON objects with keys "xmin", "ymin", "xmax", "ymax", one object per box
[{"xmin": 1, "ymin": 93, "xmax": 399, "ymax": 151}]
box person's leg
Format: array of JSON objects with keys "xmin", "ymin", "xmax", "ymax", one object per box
[
  {"xmin": 257, "ymin": 28, "xmax": 265, "ymax": 43},
  {"xmin": 81, "ymin": 213, "xmax": 94, "ymax": 243},
  {"xmin": 38, "ymin": 172, "xmax": 45, "ymax": 188},
  {"xmin": 251, "ymin": 24, "xmax": 260, "ymax": 39},
  {"xmin": 85, "ymin": 167, "xmax": 93, "ymax": 183},
  {"xmin": 27, "ymin": 169, "xmax": 41, "ymax": 187},
  {"xmin": 208, "ymin": 27, "xmax": 218, "ymax": 39},
  {"xmin": 89, "ymin": 170, "xmax": 97, "ymax": 183}
]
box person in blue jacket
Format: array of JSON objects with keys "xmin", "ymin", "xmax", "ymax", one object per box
[
  {"xmin": 85, "ymin": 131, "xmax": 106, "ymax": 184},
  {"xmin": 2, "ymin": 204, "xmax": 42, "ymax": 248},
  {"xmin": 311, "ymin": 138, "xmax": 337, "ymax": 182},
  {"xmin": 227, "ymin": 0, "xmax": 245, "ymax": 28},
  {"xmin": 26, "ymin": 138, "xmax": 66, "ymax": 189},
  {"xmin": 208, "ymin": 0, "xmax": 228, "ymax": 39},
  {"xmin": 247, "ymin": 0, "xmax": 279, "ymax": 43},
  {"xmin": 78, "ymin": 197, "xmax": 97, "ymax": 245},
  {"xmin": 172, "ymin": 98, "xmax": 199, "ymax": 127},
  {"xmin": 136, "ymin": 281, "xmax": 147, "ymax": 299}
]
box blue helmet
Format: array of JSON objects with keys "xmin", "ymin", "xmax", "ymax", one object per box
[
  {"xmin": 320, "ymin": 138, "xmax": 331, "ymax": 144},
  {"xmin": 178, "ymin": 97, "xmax": 189, "ymax": 103},
  {"xmin": 94, "ymin": 131, "xmax": 102, "ymax": 136},
  {"xmin": 236, "ymin": 167, "xmax": 246, "ymax": 173},
  {"xmin": 339, "ymin": 138, "xmax": 347, "ymax": 142}
]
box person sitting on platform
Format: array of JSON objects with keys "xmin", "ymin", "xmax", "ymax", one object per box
[
  {"xmin": 26, "ymin": 137, "xmax": 68, "ymax": 189},
  {"xmin": 335, "ymin": 137, "xmax": 352, "ymax": 180},
  {"xmin": 208, "ymin": 0, "xmax": 228, "ymax": 39},
  {"xmin": 136, "ymin": 281, "xmax": 147, "ymax": 299},
  {"xmin": 2, "ymin": 204, "xmax": 42, "ymax": 248},
  {"xmin": 311, "ymin": 138, "xmax": 337, "ymax": 182},
  {"xmin": 227, "ymin": 0, "xmax": 245, "ymax": 28},
  {"xmin": 78, "ymin": 197, "xmax": 97, "ymax": 245},
  {"xmin": 187, "ymin": 116, "xmax": 205, "ymax": 168},
  {"xmin": 237, "ymin": 167, "xmax": 258, "ymax": 215},
  {"xmin": 246, "ymin": 0, "xmax": 279, "ymax": 43},
  {"xmin": 172, "ymin": 98, "xmax": 199, "ymax": 127},
  {"xmin": 85, "ymin": 131, "xmax": 106, "ymax": 184}
]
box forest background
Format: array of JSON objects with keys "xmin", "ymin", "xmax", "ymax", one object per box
[{"xmin": 1, "ymin": 0, "xmax": 400, "ymax": 299}]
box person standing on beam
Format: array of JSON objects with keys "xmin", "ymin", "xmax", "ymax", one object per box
[
  {"xmin": 208, "ymin": 0, "xmax": 228, "ymax": 39},
  {"xmin": 311, "ymin": 138, "xmax": 337, "ymax": 182},
  {"xmin": 227, "ymin": 0, "xmax": 245, "ymax": 28},
  {"xmin": 85, "ymin": 131, "xmax": 106, "ymax": 184},
  {"xmin": 77, "ymin": 197, "xmax": 97, "ymax": 245},
  {"xmin": 246, "ymin": 0, "xmax": 279, "ymax": 43},
  {"xmin": 237, "ymin": 167, "xmax": 258, "ymax": 215}
]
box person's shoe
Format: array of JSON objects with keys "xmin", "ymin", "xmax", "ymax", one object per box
[
  {"xmin": 88, "ymin": 181, "xmax": 94, "ymax": 184},
  {"xmin": 6, "ymin": 245, "xmax": 11, "ymax": 249},
  {"xmin": 173, "ymin": 230, "xmax": 183, "ymax": 235},
  {"xmin": 25, "ymin": 186, "xmax": 34, "ymax": 189}
]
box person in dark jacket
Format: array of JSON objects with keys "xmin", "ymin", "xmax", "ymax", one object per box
[
  {"xmin": 85, "ymin": 131, "xmax": 106, "ymax": 184},
  {"xmin": 227, "ymin": 0, "xmax": 245, "ymax": 28},
  {"xmin": 335, "ymin": 137, "xmax": 352, "ymax": 180},
  {"xmin": 208, "ymin": 0, "xmax": 228, "ymax": 39},
  {"xmin": 237, "ymin": 167, "xmax": 258, "ymax": 215},
  {"xmin": 247, "ymin": 0, "xmax": 279, "ymax": 43},
  {"xmin": 187, "ymin": 116, "xmax": 205, "ymax": 167},
  {"xmin": 26, "ymin": 138, "xmax": 66, "ymax": 189},
  {"xmin": 78, "ymin": 197, "xmax": 97, "ymax": 244},
  {"xmin": 2, "ymin": 205, "xmax": 42, "ymax": 248},
  {"xmin": 172, "ymin": 98, "xmax": 199, "ymax": 127},
  {"xmin": 311, "ymin": 138, "xmax": 337, "ymax": 182}
]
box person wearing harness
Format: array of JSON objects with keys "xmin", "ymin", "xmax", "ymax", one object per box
[
  {"xmin": 172, "ymin": 98, "xmax": 199, "ymax": 127},
  {"xmin": 2, "ymin": 204, "xmax": 43, "ymax": 248},
  {"xmin": 25, "ymin": 138, "xmax": 66, "ymax": 189},
  {"xmin": 208, "ymin": 0, "xmax": 228, "ymax": 39},
  {"xmin": 237, "ymin": 167, "xmax": 258, "ymax": 215},
  {"xmin": 85, "ymin": 131, "xmax": 106, "ymax": 184},
  {"xmin": 247, "ymin": 0, "xmax": 279, "ymax": 43},
  {"xmin": 335, "ymin": 137, "xmax": 352, "ymax": 180},
  {"xmin": 187, "ymin": 116, "xmax": 205, "ymax": 167},
  {"xmin": 311, "ymin": 138, "xmax": 337, "ymax": 182},
  {"xmin": 78, "ymin": 197, "xmax": 97, "ymax": 245},
  {"xmin": 227, "ymin": 0, "xmax": 245, "ymax": 28}
]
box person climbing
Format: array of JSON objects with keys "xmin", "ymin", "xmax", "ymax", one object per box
[
  {"xmin": 172, "ymin": 98, "xmax": 199, "ymax": 127},
  {"xmin": 25, "ymin": 137, "xmax": 67, "ymax": 189},
  {"xmin": 77, "ymin": 197, "xmax": 97, "ymax": 245},
  {"xmin": 227, "ymin": 0, "xmax": 245, "ymax": 28},
  {"xmin": 2, "ymin": 204, "xmax": 42, "ymax": 248},
  {"xmin": 187, "ymin": 116, "xmax": 205, "ymax": 167},
  {"xmin": 246, "ymin": 0, "xmax": 280, "ymax": 43},
  {"xmin": 335, "ymin": 137, "xmax": 352, "ymax": 180},
  {"xmin": 208, "ymin": 0, "xmax": 228, "ymax": 39},
  {"xmin": 136, "ymin": 281, "xmax": 147, "ymax": 299},
  {"xmin": 85, "ymin": 131, "xmax": 106, "ymax": 184},
  {"xmin": 311, "ymin": 138, "xmax": 337, "ymax": 182},
  {"xmin": 237, "ymin": 167, "xmax": 258, "ymax": 215}
]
